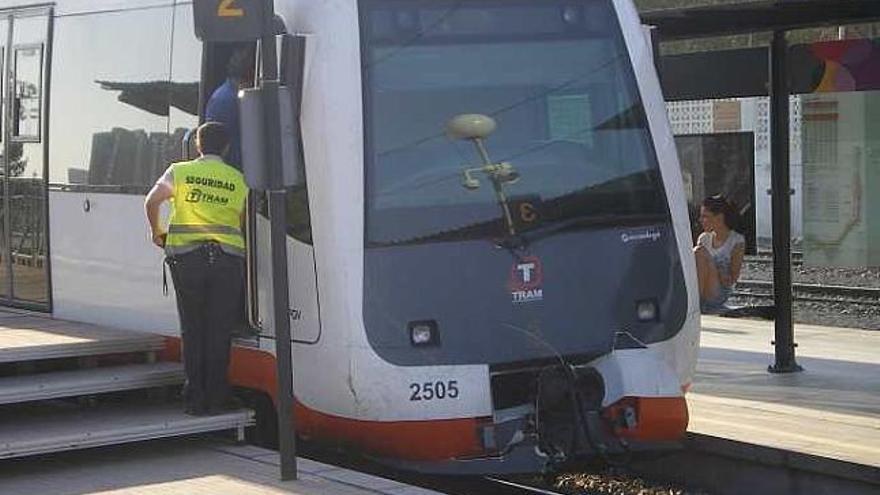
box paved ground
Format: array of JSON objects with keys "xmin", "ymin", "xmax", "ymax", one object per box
[
  {"xmin": 689, "ymin": 316, "xmax": 880, "ymax": 468},
  {"xmin": 0, "ymin": 438, "xmax": 440, "ymax": 495}
]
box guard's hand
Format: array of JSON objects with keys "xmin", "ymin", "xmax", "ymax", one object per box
[{"xmin": 152, "ymin": 231, "xmax": 167, "ymax": 248}]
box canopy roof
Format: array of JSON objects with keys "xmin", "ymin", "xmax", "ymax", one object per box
[{"xmin": 642, "ymin": 0, "xmax": 880, "ymax": 39}]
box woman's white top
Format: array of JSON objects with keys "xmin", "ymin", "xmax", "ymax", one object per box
[{"xmin": 697, "ymin": 230, "xmax": 745, "ymax": 287}]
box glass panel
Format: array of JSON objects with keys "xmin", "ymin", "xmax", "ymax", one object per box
[
  {"xmin": 169, "ymin": 4, "xmax": 200, "ymax": 161},
  {"xmin": 0, "ymin": 17, "xmax": 9, "ymax": 300},
  {"xmin": 9, "ymin": 172, "xmax": 47, "ymax": 304},
  {"xmin": 48, "ymin": 8, "xmax": 172, "ymax": 190},
  {"xmin": 9, "ymin": 14, "xmax": 48, "ymax": 305},
  {"xmin": 13, "ymin": 45, "xmax": 41, "ymax": 140},
  {"xmin": 362, "ymin": 0, "xmax": 667, "ymax": 246},
  {"xmin": 0, "ymin": 190, "xmax": 7, "ymax": 299},
  {"xmin": 0, "ymin": 46, "xmax": 4, "ymax": 140}
]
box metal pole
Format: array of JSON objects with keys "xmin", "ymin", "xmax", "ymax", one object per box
[
  {"xmin": 768, "ymin": 30, "xmax": 802, "ymax": 374},
  {"xmin": 260, "ymin": 29, "xmax": 298, "ymax": 478}
]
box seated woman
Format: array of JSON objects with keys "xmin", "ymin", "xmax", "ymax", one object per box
[{"xmin": 694, "ymin": 195, "xmax": 745, "ymax": 313}]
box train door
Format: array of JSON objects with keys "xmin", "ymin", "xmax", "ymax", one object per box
[
  {"xmin": 198, "ymin": 38, "xmax": 321, "ymax": 343},
  {"xmin": 0, "ymin": 8, "xmax": 51, "ymax": 310}
]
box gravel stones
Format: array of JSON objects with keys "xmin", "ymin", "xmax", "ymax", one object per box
[
  {"xmin": 732, "ymin": 258, "xmax": 880, "ymax": 330},
  {"xmin": 739, "ymin": 259, "xmax": 880, "ymax": 288},
  {"xmin": 554, "ymin": 471, "xmax": 706, "ymax": 495}
]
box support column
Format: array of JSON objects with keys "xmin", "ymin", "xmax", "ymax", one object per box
[
  {"xmin": 768, "ymin": 30, "xmax": 802, "ymax": 374},
  {"xmin": 261, "ymin": 30, "xmax": 298, "ymax": 479}
]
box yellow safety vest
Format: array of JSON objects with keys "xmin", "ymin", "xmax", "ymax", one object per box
[{"xmin": 165, "ymin": 157, "xmax": 249, "ymax": 257}]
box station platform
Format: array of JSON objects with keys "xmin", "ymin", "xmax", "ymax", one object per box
[
  {"xmin": 0, "ymin": 437, "xmax": 440, "ymax": 495},
  {"xmin": 689, "ymin": 315, "xmax": 879, "ymax": 472},
  {"xmin": 0, "ymin": 310, "xmax": 439, "ymax": 494}
]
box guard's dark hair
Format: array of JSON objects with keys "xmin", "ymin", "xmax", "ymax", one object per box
[
  {"xmin": 703, "ymin": 194, "xmax": 740, "ymax": 231},
  {"xmin": 197, "ymin": 122, "xmax": 230, "ymax": 157}
]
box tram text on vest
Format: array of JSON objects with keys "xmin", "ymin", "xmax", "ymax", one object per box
[{"xmin": 185, "ymin": 188, "xmax": 230, "ymax": 206}]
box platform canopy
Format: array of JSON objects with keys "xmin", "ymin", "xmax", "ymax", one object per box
[{"xmin": 642, "ymin": 0, "xmax": 880, "ymax": 39}]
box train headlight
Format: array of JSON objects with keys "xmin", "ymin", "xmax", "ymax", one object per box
[
  {"xmin": 636, "ymin": 299, "xmax": 660, "ymax": 322},
  {"xmin": 409, "ymin": 320, "xmax": 440, "ymax": 346}
]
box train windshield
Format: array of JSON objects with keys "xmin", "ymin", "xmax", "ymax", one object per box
[{"xmin": 361, "ymin": 0, "xmax": 668, "ymax": 246}]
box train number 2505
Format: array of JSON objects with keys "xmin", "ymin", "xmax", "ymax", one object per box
[{"xmin": 410, "ymin": 380, "xmax": 459, "ymax": 401}]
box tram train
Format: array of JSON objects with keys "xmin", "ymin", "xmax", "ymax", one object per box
[{"xmin": 0, "ymin": 0, "xmax": 699, "ymax": 474}]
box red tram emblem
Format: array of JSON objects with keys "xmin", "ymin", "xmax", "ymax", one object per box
[{"xmin": 509, "ymin": 256, "xmax": 544, "ymax": 303}]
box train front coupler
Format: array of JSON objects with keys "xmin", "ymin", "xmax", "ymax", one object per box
[{"xmin": 533, "ymin": 365, "xmax": 631, "ymax": 470}]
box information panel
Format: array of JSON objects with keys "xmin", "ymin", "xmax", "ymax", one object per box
[{"xmin": 193, "ymin": 0, "xmax": 269, "ymax": 42}]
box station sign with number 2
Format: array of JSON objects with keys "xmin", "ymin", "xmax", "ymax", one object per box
[{"xmin": 193, "ymin": 0, "xmax": 271, "ymax": 42}]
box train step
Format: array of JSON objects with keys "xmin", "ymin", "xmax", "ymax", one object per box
[
  {"xmin": 0, "ymin": 362, "xmax": 184, "ymax": 405},
  {"xmin": 0, "ymin": 315, "xmax": 166, "ymax": 364},
  {"xmin": 0, "ymin": 402, "xmax": 254, "ymax": 460}
]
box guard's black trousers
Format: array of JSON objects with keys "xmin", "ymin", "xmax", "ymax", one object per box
[{"xmin": 167, "ymin": 243, "xmax": 244, "ymax": 412}]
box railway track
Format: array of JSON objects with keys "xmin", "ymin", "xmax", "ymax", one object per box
[
  {"xmin": 298, "ymin": 442, "xmax": 577, "ymax": 495},
  {"xmin": 416, "ymin": 476, "xmax": 576, "ymax": 495},
  {"xmin": 745, "ymin": 253, "xmax": 804, "ymax": 267},
  {"xmin": 734, "ymin": 279, "xmax": 880, "ymax": 306}
]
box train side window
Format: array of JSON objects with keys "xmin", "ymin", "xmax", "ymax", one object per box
[
  {"xmin": 169, "ymin": 3, "xmax": 202, "ymax": 161},
  {"xmin": 12, "ymin": 45, "xmax": 42, "ymax": 142},
  {"xmin": 286, "ymin": 181, "xmax": 311, "ymax": 244},
  {"xmin": 254, "ymin": 178, "xmax": 311, "ymax": 245},
  {"xmin": 48, "ymin": 8, "xmax": 172, "ymax": 190}
]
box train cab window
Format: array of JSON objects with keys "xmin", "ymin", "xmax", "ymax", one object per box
[
  {"xmin": 361, "ymin": 0, "xmax": 668, "ymax": 246},
  {"xmin": 13, "ymin": 45, "xmax": 42, "ymax": 141}
]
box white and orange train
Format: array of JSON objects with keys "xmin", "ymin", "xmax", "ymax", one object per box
[{"xmin": 0, "ymin": 0, "xmax": 699, "ymax": 473}]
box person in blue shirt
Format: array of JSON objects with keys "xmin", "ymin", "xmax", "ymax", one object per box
[
  {"xmin": 205, "ymin": 49, "xmax": 254, "ymax": 170},
  {"xmin": 204, "ymin": 48, "xmax": 256, "ymax": 339}
]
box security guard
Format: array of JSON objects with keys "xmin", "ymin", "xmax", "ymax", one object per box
[{"xmin": 144, "ymin": 122, "xmax": 249, "ymax": 416}]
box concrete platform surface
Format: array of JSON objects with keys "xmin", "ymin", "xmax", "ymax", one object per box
[
  {"xmin": 691, "ymin": 316, "xmax": 880, "ymax": 469},
  {"xmin": 0, "ymin": 438, "xmax": 441, "ymax": 495},
  {"xmin": 0, "ymin": 402, "xmax": 253, "ymax": 460},
  {"xmin": 0, "ymin": 310, "xmax": 165, "ymax": 363}
]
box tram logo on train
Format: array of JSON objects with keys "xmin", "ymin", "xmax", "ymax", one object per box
[{"xmin": 510, "ymin": 256, "xmax": 544, "ymax": 304}]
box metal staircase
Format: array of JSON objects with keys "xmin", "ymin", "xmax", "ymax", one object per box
[{"xmin": 0, "ymin": 311, "xmax": 253, "ymax": 460}]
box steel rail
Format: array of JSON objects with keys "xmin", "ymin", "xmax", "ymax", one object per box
[
  {"xmin": 483, "ymin": 477, "xmax": 573, "ymax": 495},
  {"xmin": 734, "ymin": 279, "xmax": 880, "ymax": 306}
]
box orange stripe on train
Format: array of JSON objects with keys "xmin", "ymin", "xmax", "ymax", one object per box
[
  {"xmin": 162, "ymin": 337, "xmax": 687, "ymax": 458},
  {"xmin": 162, "ymin": 336, "xmax": 484, "ymax": 460}
]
